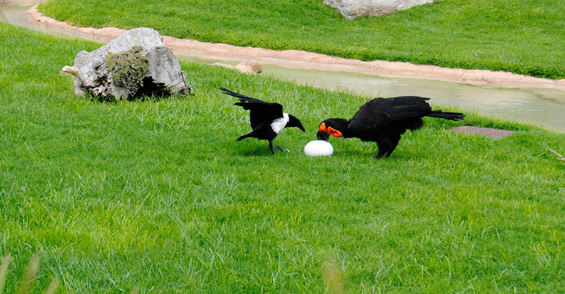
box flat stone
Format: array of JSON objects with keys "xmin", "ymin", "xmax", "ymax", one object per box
[{"xmin": 449, "ymin": 126, "xmax": 514, "ymax": 139}]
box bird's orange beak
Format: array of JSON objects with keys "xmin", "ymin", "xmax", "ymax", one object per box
[{"xmin": 318, "ymin": 122, "xmax": 343, "ymax": 138}]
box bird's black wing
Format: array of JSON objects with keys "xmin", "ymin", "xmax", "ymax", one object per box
[
  {"xmin": 349, "ymin": 97, "xmax": 432, "ymax": 131},
  {"xmin": 220, "ymin": 88, "xmax": 284, "ymax": 130}
]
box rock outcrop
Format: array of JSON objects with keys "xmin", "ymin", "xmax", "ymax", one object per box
[
  {"xmin": 324, "ymin": 0, "xmax": 434, "ymax": 19},
  {"xmin": 68, "ymin": 27, "xmax": 193, "ymax": 100}
]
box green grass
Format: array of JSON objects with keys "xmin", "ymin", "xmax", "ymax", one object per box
[
  {"xmin": 38, "ymin": 0, "xmax": 565, "ymax": 79},
  {"xmin": 1, "ymin": 23, "xmax": 565, "ymax": 293}
]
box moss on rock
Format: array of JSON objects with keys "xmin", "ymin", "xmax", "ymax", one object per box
[{"xmin": 105, "ymin": 45, "xmax": 149, "ymax": 96}]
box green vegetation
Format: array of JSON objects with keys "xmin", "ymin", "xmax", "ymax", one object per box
[
  {"xmin": 106, "ymin": 45, "xmax": 149, "ymax": 99},
  {"xmin": 39, "ymin": 0, "xmax": 565, "ymax": 79},
  {"xmin": 1, "ymin": 23, "xmax": 565, "ymax": 293}
]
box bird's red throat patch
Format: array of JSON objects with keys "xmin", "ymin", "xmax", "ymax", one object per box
[{"xmin": 319, "ymin": 122, "xmax": 343, "ymax": 138}]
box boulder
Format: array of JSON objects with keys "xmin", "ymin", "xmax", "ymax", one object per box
[
  {"xmin": 212, "ymin": 60, "xmax": 263, "ymax": 74},
  {"xmin": 324, "ymin": 0, "xmax": 434, "ymax": 19},
  {"xmin": 69, "ymin": 27, "xmax": 193, "ymax": 100},
  {"xmin": 235, "ymin": 60, "xmax": 263, "ymax": 74}
]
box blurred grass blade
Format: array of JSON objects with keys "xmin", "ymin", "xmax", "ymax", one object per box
[
  {"xmin": 45, "ymin": 279, "xmax": 59, "ymax": 294},
  {"xmin": 0, "ymin": 255, "xmax": 11, "ymax": 294},
  {"xmin": 548, "ymin": 148, "xmax": 565, "ymax": 164},
  {"xmin": 322, "ymin": 259, "xmax": 346, "ymax": 294},
  {"xmin": 16, "ymin": 255, "xmax": 40, "ymax": 294}
]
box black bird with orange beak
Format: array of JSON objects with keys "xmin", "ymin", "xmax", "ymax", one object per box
[
  {"xmin": 317, "ymin": 96, "xmax": 464, "ymax": 159},
  {"xmin": 221, "ymin": 88, "xmax": 305, "ymax": 154}
]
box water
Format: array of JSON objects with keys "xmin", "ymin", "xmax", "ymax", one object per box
[
  {"xmin": 3, "ymin": 2, "xmax": 564, "ymax": 132},
  {"xmin": 267, "ymin": 66, "xmax": 565, "ymax": 132},
  {"xmin": 184, "ymin": 57, "xmax": 565, "ymax": 132},
  {"xmin": 1, "ymin": 2, "xmax": 41, "ymax": 31}
]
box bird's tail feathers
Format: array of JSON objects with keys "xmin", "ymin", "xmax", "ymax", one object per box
[
  {"xmin": 220, "ymin": 88, "xmax": 262, "ymax": 104},
  {"xmin": 237, "ymin": 133, "xmax": 253, "ymax": 141},
  {"xmin": 220, "ymin": 88, "xmax": 242, "ymax": 97},
  {"xmin": 427, "ymin": 110, "xmax": 465, "ymax": 121}
]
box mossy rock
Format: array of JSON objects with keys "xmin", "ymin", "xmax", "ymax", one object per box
[
  {"xmin": 73, "ymin": 28, "xmax": 193, "ymax": 100},
  {"xmin": 105, "ymin": 45, "xmax": 149, "ymax": 96}
]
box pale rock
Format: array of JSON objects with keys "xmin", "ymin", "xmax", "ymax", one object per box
[
  {"xmin": 235, "ymin": 60, "xmax": 263, "ymax": 74},
  {"xmin": 212, "ymin": 60, "xmax": 263, "ymax": 74},
  {"xmin": 69, "ymin": 27, "xmax": 193, "ymax": 100},
  {"xmin": 60, "ymin": 65, "xmax": 78, "ymax": 77},
  {"xmin": 324, "ymin": 0, "xmax": 434, "ymax": 19}
]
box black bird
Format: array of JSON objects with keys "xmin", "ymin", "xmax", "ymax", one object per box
[
  {"xmin": 317, "ymin": 96, "xmax": 464, "ymax": 159},
  {"xmin": 220, "ymin": 88, "xmax": 305, "ymax": 154}
]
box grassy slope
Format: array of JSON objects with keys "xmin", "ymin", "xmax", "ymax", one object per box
[
  {"xmin": 1, "ymin": 23, "xmax": 564, "ymax": 293},
  {"xmin": 38, "ymin": 0, "xmax": 565, "ymax": 79}
]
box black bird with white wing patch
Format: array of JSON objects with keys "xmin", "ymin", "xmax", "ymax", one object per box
[
  {"xmin": 317, "ymin": 96, "xmax": 464, "ymax": 159},
  {"xmin": 220, "ymin": 88, "xmax": 305, "ymax": 154}
]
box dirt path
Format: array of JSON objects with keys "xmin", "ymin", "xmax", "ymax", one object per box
[{"xmin": 26, "ymin": 4, "xmax": 565, "ymax": 91}]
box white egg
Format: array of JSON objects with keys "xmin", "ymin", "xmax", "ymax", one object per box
[{"xmin": 304, "ymin": 140, "xmax": 334, "ymax": 157}]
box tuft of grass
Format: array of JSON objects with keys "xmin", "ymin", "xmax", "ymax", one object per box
[
  {"xmin": 1, "ymin": 23, "xmax": 565, "ymax": 293},
  {"xmin": 38, "ymin": 0, "xmax": 565, "ymax": 79}
]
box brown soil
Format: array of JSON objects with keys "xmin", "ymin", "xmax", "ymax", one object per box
[{"xmin": 26, "ymin": 4, "xmax": 565, "ymax": 91}]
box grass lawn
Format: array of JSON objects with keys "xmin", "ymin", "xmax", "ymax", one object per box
[
  {"xmin": 1, "ymin": 23, "xmax": 565, "ymax": 293},
  {"xmin": 38, "ymin": 0, "xmax": 565, "ymax": 79}
]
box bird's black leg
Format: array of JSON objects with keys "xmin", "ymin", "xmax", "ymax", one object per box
[
  {"xmin": 374, "ymin": 137, "xmax": 391, "ymax": 159},
  {"xmin": 268, "ymin": 140, "xmax": 286, "ymax": 154},
  {"xmin": 274, "ymin": 143, "xmax": 286, "ymax": 152},
  {"xmin": 268, "ymin": 141, "xmax": 276, "ymax": 154},
  {"xmin": 385, "ymin": 134, "xmax": 401, "ymax": 157}
]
